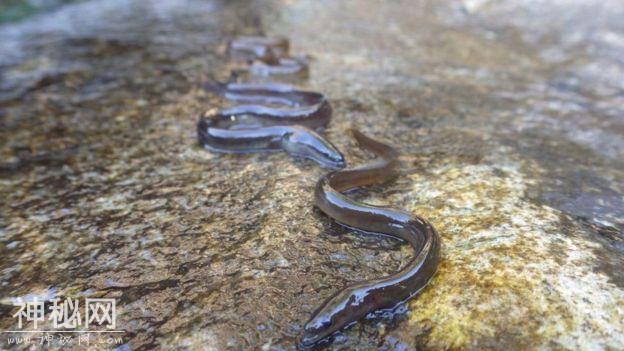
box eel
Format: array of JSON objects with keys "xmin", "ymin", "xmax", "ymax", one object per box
[
  {"xmin": 228, "ymin": 35, "xmax": 290, "ymax": 62},
  {"xmin": 228, "ymin": 36, "xmax": 308, "ymax": 77},
  {"xmin": 197, "ymin": 82, "xmax": 344, "ymax": 169},
  {"xmin": 300, "ymin": 129, "xmax": 441, "ymax": 347}
]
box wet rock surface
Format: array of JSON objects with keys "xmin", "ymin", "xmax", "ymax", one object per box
[{"xmin": 0, "ymin": 0, "xmax": 623, "ymax": 350}]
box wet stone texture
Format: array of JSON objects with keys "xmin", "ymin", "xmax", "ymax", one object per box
[{"xmin": 0, "ymin": 0, "xmax": 623, "ymax": 350}]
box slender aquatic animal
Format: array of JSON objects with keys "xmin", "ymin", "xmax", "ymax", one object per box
[
  {"xmin": 228, "ymin": 35, "xmax": 290, "ymax": 61},
  {"xmin": 300, "ymin": 129, "xmax": 441, "ymax": 347},
  {"xmin": 215, "ymin": 36, "xmax": 439, "ymax": 347},
  {"xmin": 197, "ymin": 82, "xmax": 344, "ymax": 169},
  {"xmin": 228, "ymin": 36, "xmax": 308, "ymax": 77}
]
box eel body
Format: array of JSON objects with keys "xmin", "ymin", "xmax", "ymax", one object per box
[
  {"xmin": 209, "ymin": 35, "xmax": 441, "ymax": 348},
  {"xmin": 300, "ymin": 129, "xmax": 441, "ymax": 347},
  {"xmin": 228, "ymin": 35, "xmax": 290, "ymax": 62},
  {"xmin": 197, "ymin": 82, "xmax": 344, "ymax": 169},
  {"xmin": 228, "ymin": 35, "xmax": 308, "ymax": 77}
]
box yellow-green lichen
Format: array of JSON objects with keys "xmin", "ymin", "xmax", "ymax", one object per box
[{"xmin": 394, "ymin": 164, "xmax": 624, "ymax": 350}]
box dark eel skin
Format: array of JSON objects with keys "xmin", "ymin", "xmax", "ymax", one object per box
[
  {"xmin": 228, "ymin": 36, "xmax": 308, "ymax": 77},
  {"xmin": 300, "ymin": 129, "xmax": 441, "ymax": 348},
  {"xmin": 197, "ymin": 82, "xmax": 345, "ymax": 169}
]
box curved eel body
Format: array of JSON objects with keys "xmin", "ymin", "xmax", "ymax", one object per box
[
  {"xmin": 228, "ymin": 35, "xmax": 290, "ymax": 61},
  {"xmin": 228, "ymin": 36, "xmax": 308, "ymax": 77},
  {"xmin": 197, "ymin": 82, "xmax": 344, "ymax": 169},
  {"xmin": 300, "ymin": 130, "xmax": 441, "ymax": 347}
]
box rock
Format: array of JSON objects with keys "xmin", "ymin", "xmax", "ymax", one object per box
[{"xmin": 0, "ymin": 0, "xmax": 622, "ymax": 350}]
